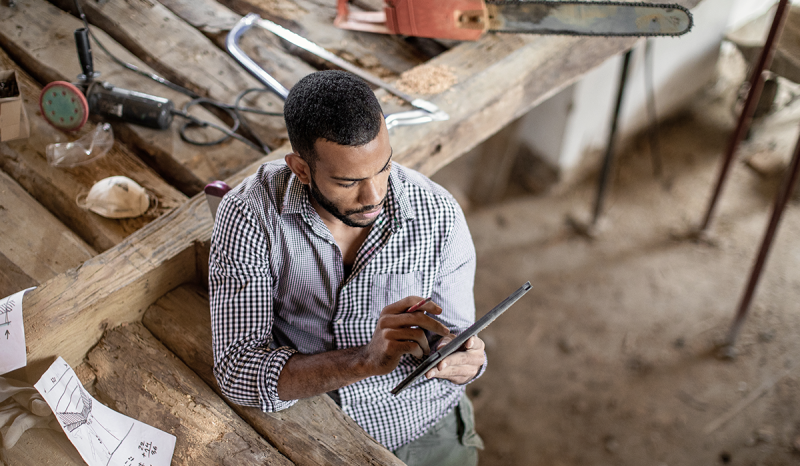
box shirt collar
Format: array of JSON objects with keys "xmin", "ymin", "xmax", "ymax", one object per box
[{"xmin": 279, "ymin": 167, "xmax": 416, "ymax": 231}]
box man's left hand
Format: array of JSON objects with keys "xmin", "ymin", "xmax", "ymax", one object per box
[{"xmin": 424, "ymin": 335, "xmax": 485, "ymax": 384}]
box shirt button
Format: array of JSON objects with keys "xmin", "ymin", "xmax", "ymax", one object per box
[{"xmin": 336, "ymin": 319, "xmax": 343, "ymax": 325}]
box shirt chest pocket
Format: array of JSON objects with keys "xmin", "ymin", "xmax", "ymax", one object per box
[{"xmin": 369, "ymin": 272, "xmax": 423, "ymax": 318}]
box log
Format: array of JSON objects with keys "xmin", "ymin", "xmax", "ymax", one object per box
[
  {"xmin": 86, "ymin": 322, "xmax": 294, "ymax": 465},
  {"xmin": 0, "ymin": 0, "xmax": 264, "ymax": 195},
  {"xmin": 142, "ymin": 284, "xmax": 405, "ymax": 466},
  {"xmin": 0, "ymin": 46, "xmax": 187, "ymax": 253},
  {"xmin": 0, "ymin": 170, "xmax": 96, "ymax": 291},
  {"xmin": 48, "ymin": 0, "xmax": 288, "ymax": 149}
]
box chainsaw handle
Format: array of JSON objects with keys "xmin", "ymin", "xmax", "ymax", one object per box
[{"xmin": 336, "ymin": 0, "xmax": 488, "ymax": 40}]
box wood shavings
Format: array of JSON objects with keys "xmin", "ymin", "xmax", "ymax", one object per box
[{"xmin": 395, "ymin": 64, "xmax": 458, "ymax": 95}]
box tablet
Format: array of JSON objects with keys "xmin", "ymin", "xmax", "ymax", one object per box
[{"xmin": 390, "ymin": 281, "xmax": 532, "ymax": 395}]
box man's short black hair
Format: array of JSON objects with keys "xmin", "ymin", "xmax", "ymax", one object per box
[{"xmin": 284, "ymin": 70, "xmax": 384, "ymax": 165}]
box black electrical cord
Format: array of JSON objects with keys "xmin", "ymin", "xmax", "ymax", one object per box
[{"xmin": 72, "ymin": 0, "xmax": 282, "ymax": 152}]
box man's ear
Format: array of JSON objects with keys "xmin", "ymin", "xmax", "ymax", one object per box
[{"xmin": 285, "ymin": 152, "xmax": 312, "ymax": 185}]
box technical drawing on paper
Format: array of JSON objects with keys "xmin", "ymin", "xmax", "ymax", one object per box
[
  {"xmin": 52, "ymin": 372, "xmax": 133, "ymax": 465},
  {"xmin": 35, "ymin": 357, "xmax": 176, "ymax": 466},
  {"xmin": 0, "ymin": 287, "xmax": 33, "ymax": 374},
  {"xmin": 0, "ymin": 296, "xmax": 13, "ymax": 327}
]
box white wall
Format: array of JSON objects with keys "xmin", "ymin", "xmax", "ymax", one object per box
[{"xmin": 515, "ymin": 0, "xmax": 785, "ymax": 175}]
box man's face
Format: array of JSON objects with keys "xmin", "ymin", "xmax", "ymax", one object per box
[{"xmin": 307, "ymin": 123, "xmax": 392, "ymax": 228}]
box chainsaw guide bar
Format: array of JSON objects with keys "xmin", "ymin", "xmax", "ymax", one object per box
[{"xmin": 335, "ymin": 0, "xmax": 693, "ymax": 41}]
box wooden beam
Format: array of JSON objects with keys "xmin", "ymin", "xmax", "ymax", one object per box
[
  {"xmin": 0, "ymin": 252, "xmax": 38, "ymax": 299},
  {"xmin": 87, "ymin": 322, "xmax": 294, "ymax": 465},
  {"xmin": 157, "ymin": 0, "xmax": 316, "ymax": 88},
  {"xmin": 0, "ymin": 0, "xmax": 264, "ymax": 195},
  {"xmin": 2, "ymin": 429, "xmax": 85, "ymax": 465},
  {"xmin": 0, "ymin": 46, "xmax": 187, "ymax": 253},
  {"xmin": 215, "ymin": 0, "xmax": 433, "ymax": 76},
  {"xmin": 0, "ymin": 170, "xmax": 95, "ymax": 292},
  {"xmin": 17, "ymin": 197, "xmax": 205, "ymax": 380},
  {"xmin": 15, "ymin": 140, "xmax": 287, "ymax": 383},
  {"xmin": 142, "ymin": 284, "xmax": 405, "ymax": 466}
]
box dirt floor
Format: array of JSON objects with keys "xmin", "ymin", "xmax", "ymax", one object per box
[{"xmin": 431, "ymin": 43, "xmax": 800, "ymax": 466}]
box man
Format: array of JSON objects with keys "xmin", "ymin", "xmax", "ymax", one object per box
[{"xmin": 209, "ymin": 70, "xmax": 485, "ymax": 465}]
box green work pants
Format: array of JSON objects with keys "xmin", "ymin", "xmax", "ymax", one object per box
[{"xmin": 393, "ymin": 394, "xmax": 484, "ymax": 466}]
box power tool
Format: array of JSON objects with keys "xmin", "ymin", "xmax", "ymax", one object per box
[{"xmin": 40, "ymin": 28, "xmax": 174, "ymax": 132}]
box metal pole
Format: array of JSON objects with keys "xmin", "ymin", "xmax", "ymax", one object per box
[
  {"xmin": 699, "ymin": 0, "xmax": 790, "ymax": 232},
  {"xmin": 644, "ymin": 39, "xmax": 662, "ymax": 178},
  {"xmin": 723, "ymin": 124, "xmax": 800, "ymax": 350},
  {"xmin": 592, "ymin": 49, "xmax": 633, "ymax": 225}
]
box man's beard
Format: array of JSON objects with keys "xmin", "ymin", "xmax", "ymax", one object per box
[{"xmin": 308, "ymin": 176, "xmax": 385, "ymax": 228}]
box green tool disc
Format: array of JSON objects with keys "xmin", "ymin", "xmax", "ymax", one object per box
[{"xmin": 39, "ymin": 81, "xmax": 89, "ymax": 131}]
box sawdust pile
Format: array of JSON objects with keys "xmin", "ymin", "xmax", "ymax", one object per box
[{"xmin": 395, "ymin": 64, "xmax": 458, "ymax": 95}]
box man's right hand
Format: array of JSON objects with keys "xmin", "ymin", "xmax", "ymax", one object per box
[{"xmin": 360, "ymin": 296, "xmax": 451, "ymax": 376}]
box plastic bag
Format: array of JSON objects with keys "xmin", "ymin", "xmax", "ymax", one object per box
[{"xmin": 46, "ymin": 123, "xmax": 113, "ymax": 168}]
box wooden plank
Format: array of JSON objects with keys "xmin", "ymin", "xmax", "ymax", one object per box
[
  {"xmin": 0, "ymin": 251, "xmax": 38, "ymax": 299},
  {"xmin": 2, "ymin": 429, "xmax": 86, "ymax": 466},
  {"xmin": 16, "ymin": 202, "xmax": 202, "ymax": 380},
  {"xmin": 214, "ymin": 0, "xmax": 433, "ymax": 77},
  {"xmin": 142, "ymin": 284, "xmax": 405, "ymax": 466},
  {"xmin": 386, "ymin": 0, "xmax": 702, "ymax": 174},
  {"xmin": 388, "ymin": 35, "xmax": 635, "ymax": 175},
  {"xmin": 0, "ymin": 170, "xmax": 96, "ymax": 285},
  {"xmin": 86, "ymin": 322, "xmax": 294, "ymax": 465},
  {"xmin": 0, "ymin": 46, "xmax": 187, "ymax": 253},
  {"xmin": 15, "ymin": 143, "xmax": 286, "ymax": 383},
  {"xmin": 156, "ymin": 0, "xmax": 316, "ymax": 89},
  {"xmin": 0, "ymin": 0, "xmax": 264, "ymax": 195},
  {"xmin": 48, "ymin": 0, "xmax": 289, "ymax": 149}
]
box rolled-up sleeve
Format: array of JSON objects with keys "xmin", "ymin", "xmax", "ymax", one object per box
[{"xmin": 209, "ymin": 193, "xmax": 297, "ymax": 412}]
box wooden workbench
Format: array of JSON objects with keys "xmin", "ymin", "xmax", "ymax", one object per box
[{"xmin": 0, "ymin": 0, "xmax": 697, "ymax": 463}]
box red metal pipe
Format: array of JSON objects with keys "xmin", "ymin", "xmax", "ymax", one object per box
[
  {"xmin": 699, "ymin": 0, "xmax": 791, "ymax": 231},
  {"xmin": 725, "ymin": 123, "xmax": 800, "ymax": 348}
]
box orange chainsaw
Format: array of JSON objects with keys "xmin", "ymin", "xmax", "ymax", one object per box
[{"xmin": 335, "ymin": 0, "xmax": 693, "ymax": 41}]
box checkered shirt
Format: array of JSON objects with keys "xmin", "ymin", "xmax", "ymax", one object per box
[{"xmin": 209, "ymin": 160, "xmax": 481, "ymax": 450}]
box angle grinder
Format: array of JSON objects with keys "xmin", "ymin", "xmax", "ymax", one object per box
[{"xmin": 40, "ymin": 28, "xmax": 174, "ymax": 132}]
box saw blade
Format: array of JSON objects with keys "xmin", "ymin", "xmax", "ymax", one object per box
[{"xmin": 485, "ymin": 1, "xmax": 693, "ymax": 37}]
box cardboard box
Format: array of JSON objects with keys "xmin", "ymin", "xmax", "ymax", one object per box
[{"xmin": 0, "ymin": 70, "xmax": 30, "ymax": 142}]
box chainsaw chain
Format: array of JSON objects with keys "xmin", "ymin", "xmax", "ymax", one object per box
[{"xmin": 484, "ymin": 0, "xmax": 693, "ymax": 37}]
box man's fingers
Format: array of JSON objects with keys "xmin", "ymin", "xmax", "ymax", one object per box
[
  {"xmin": 464, "ymin": 336, "xmax": 485, "ymax": 352},
  {"xmin": 425, "ymin": 362, "xmax": 477, "ymax": 381},
  {"xmin": 385, "ymin": 328, "xmax": 431, "ymax": 356},
  {"xmin": 381, "ymin": 296, "xmax": 443, "ymax": 316},
  {"xmin": 380, "ymin": 312, "xmax": 450, "ymax": 338},
  {"xmin": 425, "ymin": 336, "xmax": 486, "ymax": 382}
]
